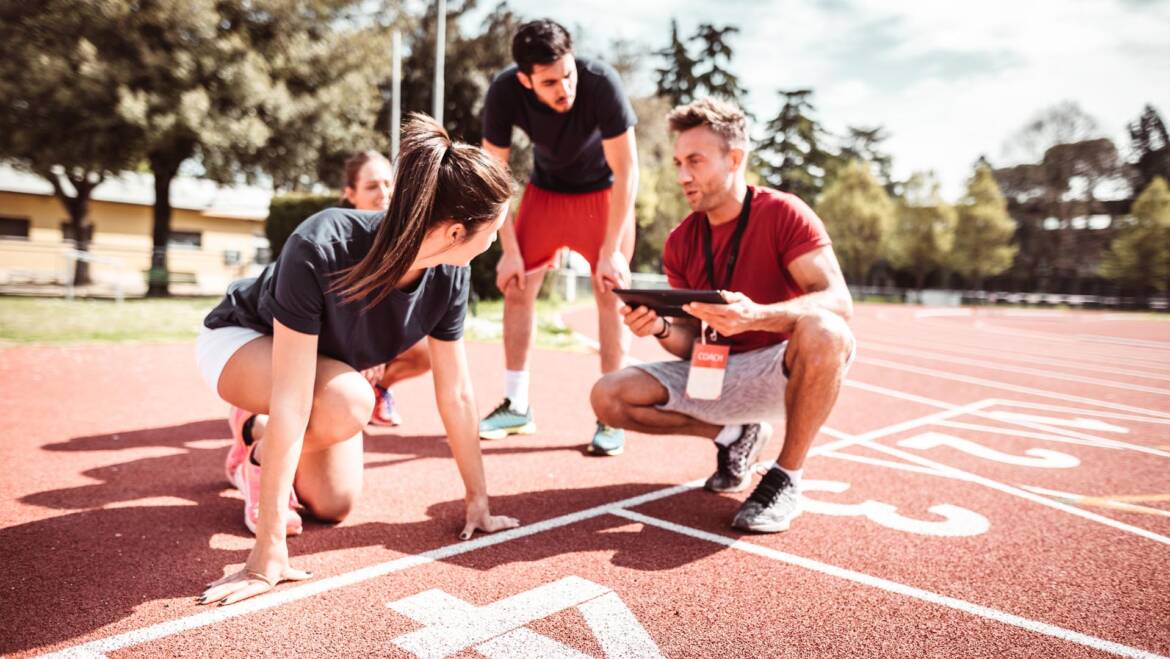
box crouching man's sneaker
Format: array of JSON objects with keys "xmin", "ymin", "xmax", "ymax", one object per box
[
  {"xmin": 479, "ymin": 399, "xmax": 536, "ymax": 440},
  {"xmin": 704, "ymin": 422, "xmax": 772, "ymax": 493},
  {"xmin": 732, "ymin": 467, "xmax": 801, "ymax": 533}
]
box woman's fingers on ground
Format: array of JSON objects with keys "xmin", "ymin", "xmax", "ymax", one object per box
[
  {"xmin": 283, "ymin": 567, "xmax": 313, "ymax": 582},
  {"xmin": 219, "ymin": 580, "xmax": 273, "ymax": 606},
  {"xmin": 199, "ymin": 579, "xmax": 246, "ymax": 605}
]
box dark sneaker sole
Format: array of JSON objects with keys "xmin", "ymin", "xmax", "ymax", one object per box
[
  {"xmin": 479, "ymin": 422, "xmax": 537, "ymax": 441},
  {"xmin": 704, "ymin": 475, "xmax": 751, "ymax": 493}
]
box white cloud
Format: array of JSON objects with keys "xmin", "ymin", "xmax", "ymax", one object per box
[{"xmin": 463, "ymin": 0, "xmax": 1170, "ymax": 199}]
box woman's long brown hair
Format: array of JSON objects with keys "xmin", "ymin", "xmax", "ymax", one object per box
[{"xmin": 331, "ymin": 113, "xmax": 512, "ymax": 309}]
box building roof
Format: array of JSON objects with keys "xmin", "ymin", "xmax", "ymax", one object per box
[{"xmin": 0, "ymin": 164, "xmax": 272, "ymax": 221}]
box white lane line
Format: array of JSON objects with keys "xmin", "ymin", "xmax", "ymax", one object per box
[
  {"xmin": 818, "ymin": 450, "xmax": 951, "ymax": 478},
  {"xmin": 38, "ymin": 481, "xmax": 704, "ymax": 658},
  {"xmin": 610, "ymin": 509, "xmax": 1165, "ymax": 659},
  {"xmin": 988, "ymin": 400, "xmax": 1170, "ymax": 426},
  {"xmin": 860, "ymin": 343, "xmax": 1170, "ymax": 397},
  {"xmin": 858, "ymin": 440, "xmax": 1170, "ymax": 546},
  {"xmin": 863, "ymin": 337, "xmax": 1170, "ymax": 383},
  {"xmin": 1077, "ymin": 335, "xmax": 1170, "ymax": 351},
  {"xmin": 855, "ymin": 357, "xmax": 1170, "ymax": 419},
  {"xmin": 936, "ymin": 420, "xmax": 1170, "ymax": 458},
  {"xmin": 1017, "ymin": 485, "xmax": 1170, "ymax": 519}
]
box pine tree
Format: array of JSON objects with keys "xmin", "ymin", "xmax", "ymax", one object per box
[
  {"xmin": 691, "ymin": 24, "xmax": 744, "ymax": 102},
  {"xmin": 755, "ymin": 89, "xmax": 836, "ymax": 204},
  {"xmin": 654, "ymin": 20, "xmax": 698, "ymax": 106}
]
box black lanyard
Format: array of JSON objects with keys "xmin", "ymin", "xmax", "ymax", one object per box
[{"xmin": 702, "ymin": 187, "xmax": 753, "ymax": 290}]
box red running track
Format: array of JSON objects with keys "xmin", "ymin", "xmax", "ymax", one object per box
[{"xmin": 1, "ymin": 303, "xmax": 1168, "ymax": 657}]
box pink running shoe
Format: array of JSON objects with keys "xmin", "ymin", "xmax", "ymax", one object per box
[
  {"xmin": 369, "ymin": 385, "xmax": 403, "ymax": 426},
  {"xmin": 233, "ymin": 457, "xmax": 304, "ymax": 536},
  {"xmin": 225, "ymin": 406, "xmax": 253, "ymax": 485}
]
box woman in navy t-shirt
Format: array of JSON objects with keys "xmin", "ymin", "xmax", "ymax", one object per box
[{"xmin": 195, "ymin": 114, "xmax": 520, "ymax": 607}]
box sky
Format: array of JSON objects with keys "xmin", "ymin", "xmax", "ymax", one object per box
[{"xmin": 463, "ymin": 0, "xmax": 1170, "ymax": 199}]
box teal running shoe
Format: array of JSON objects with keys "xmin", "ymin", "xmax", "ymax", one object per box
[
  {"xmin": 587, "ymin": 421, "xmax": 625, "ymax": 456},
  {"xmin": 479, "ymin": 398, "xmax": 536, "ymax": 440}
]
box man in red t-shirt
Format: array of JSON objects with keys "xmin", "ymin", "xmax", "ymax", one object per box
[{"xmin": 591, "ymin": 97, "xmax": 856, "ymax": 533}]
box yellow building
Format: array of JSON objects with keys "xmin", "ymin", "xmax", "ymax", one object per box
[{"xmin": 0, "ymin": 165, "xmax": 272, "ymax": 296}]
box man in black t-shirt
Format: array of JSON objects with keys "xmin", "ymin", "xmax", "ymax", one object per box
[{"xmin": 478, "ymin": 19, "xmax": 639, "ymax": 456}]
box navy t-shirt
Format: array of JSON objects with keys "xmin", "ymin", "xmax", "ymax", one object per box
[
  {"xmin": 203, "ymin": 208, "xmax": 469, "ymax": 371},
  {"xmin": 482, "ymin": 56, "xmax": 637, "ymax": 194}
]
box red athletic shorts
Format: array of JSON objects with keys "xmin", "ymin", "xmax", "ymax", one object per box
[{"xmin": 514, "ymin": 183, "xmax": 610, "ymax": 273}]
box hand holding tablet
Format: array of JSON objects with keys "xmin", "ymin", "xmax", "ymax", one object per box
[{"xmin": 613, "ymin": 288, "xmax": 726, "ymax": 318}]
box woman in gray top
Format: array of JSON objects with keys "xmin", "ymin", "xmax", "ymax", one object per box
[{"xmin": 195, "ymin": 114, "xmax": 520, "ymax": 607}]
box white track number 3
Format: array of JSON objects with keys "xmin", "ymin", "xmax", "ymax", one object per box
[{"xmin": 802, "ymin": 480, "xmax": 991, "ymax": 537}]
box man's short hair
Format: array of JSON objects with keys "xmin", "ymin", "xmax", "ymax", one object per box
[
  {"xmin": 512, "ymin": 19, "xmax": 573, "ymax": 74},
  {"xmin": 667, "ymin": 97, "xmax": 749, "ymax": 151}
]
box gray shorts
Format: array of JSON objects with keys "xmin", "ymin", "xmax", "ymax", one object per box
[{"xmin": 633, "ymin": 341, "xmax": 791, "ymax": 426}]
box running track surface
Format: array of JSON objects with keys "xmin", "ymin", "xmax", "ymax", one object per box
[{"xmin": 1, "ymin": 304, "xmax": 1168, "ymax": 657}]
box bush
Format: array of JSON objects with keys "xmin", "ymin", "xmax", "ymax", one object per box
[{"xmin": 265, "ymin": 194, "xmax": 339, "ymax": 259}]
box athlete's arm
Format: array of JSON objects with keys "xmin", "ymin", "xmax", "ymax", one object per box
[
  {"xmin": 429, "ymin": 335, "xmax": 521, "ymax": 540},
  {"xmin": 481, "ymin": 139, "xmax": 527, "ymax": 294},
  {"xmin": 200, "ymin": 318, "xmax": 316, "ymax": 606},
  {"xmin": 684, "ymin": 246, "xmax": 853, "ymax": 336},
  {"xmin": 597, "ymin": 127, "xmax": 639, "ymax": 292}
]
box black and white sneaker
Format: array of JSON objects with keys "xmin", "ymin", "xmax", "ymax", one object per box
[
  {"xmin": 704, "ymin": 422, "xmax": 772, "ymax": 493},
  {"xmin": 732, "ymin": 467, "xmax": 802, "ymax": 533}
]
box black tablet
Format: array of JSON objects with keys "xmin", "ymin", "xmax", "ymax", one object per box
[{"xmin": 613, "ymin": 288, "xmax": 726, "ymax": 318}]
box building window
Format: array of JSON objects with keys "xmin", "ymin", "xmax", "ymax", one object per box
[
  {"xmin": 168, "ymin": 230, "xmax": 203, "ymax": 250},
  {"xmin": 60, "ymin": 221, "xmax": 94, "ymax": 243},
  {"xmin": 0, "ymin": 216, "xmax": 31, "ymax": 240}
]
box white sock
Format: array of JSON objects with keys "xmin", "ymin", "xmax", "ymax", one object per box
[
  {"xmin": 713, "ymin": 424, "xmax": 743, "ymax": 447},
  {"xmin": 777, "ymin": 465, "xmax": 803, "ymax": 489},
  {"xmin": 504, "ymin": 370, "xmax": 530, "ymax": 413}
]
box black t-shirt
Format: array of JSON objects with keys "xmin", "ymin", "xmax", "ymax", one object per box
[
  {"xmin": 482, "ymin": 56, "xmax": 637, "ymax": 194},
  {"xmin": 203, "ymin": 208, "xmax": 469, "ymax": 371}
]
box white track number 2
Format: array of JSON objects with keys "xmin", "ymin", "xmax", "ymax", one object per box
[
  {"xmin": 802, "ymin": 480, "xmax": 991, "ymax": 537},
  {"xmin": 897, "ymin": 432, "xmax": 1081, "ymax": 469}
]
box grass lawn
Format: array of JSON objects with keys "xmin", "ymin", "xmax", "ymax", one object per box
[{"xmin": 0, "ymin": 295, "xmax": 592, "ymax": 348}]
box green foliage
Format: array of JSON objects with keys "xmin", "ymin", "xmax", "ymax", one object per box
[
  {"xmin": 654, "ymin": 20, "xmax": 742, "ymax": 106},
  {"xmin": 654, "ymin": 20, "xmax": 698, "ymax": 106},
  {"xmin": 815, "ymin": 160, "xmax": 896, "ymax": 283},
  {"xmin": 755, "ymin": 89, "xmax": 838, "ymax": 204},
  {"xmin": 1128, "ymin": 105, "xmax": 1170, "ymax": 195},
  {"xmin": 951, "ymin": 165, "xmax": 1018, "ymax": 286},
  {"xmin": 631, "ymin": 96, "xmax": 689, "ymax": 273},
  {"xmin": 266, "ymin": 194, "xmax": 340, "ymax": 260},
  {"xmin": 1100, "ymin": 177, "xmax": 1170, "ymax": 291},
  {"xmin": 887, "ymin": 173, "xmax": 957, "ymax": 289}
]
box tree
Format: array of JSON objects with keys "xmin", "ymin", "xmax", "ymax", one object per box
[
  {"xmin": 630, "ymin": 95, "xmax": 689, "ymax": 273},
  {"xmin": 691, "ymin": 24, "xmax": 744, "ymax": 102},
  {"xmin": 123, "ymin": 1, "xmax": 397, "ymax": 296},
  {"xmin": 0, "ymin": 3, "xmax": 146, "ymax": 285},
  {"xmin": 814, "ymin": 160, "xmax": 895, "ymax": 285},
  {"xmin": 755, "ymin": 89, "xmax": 837, "ymax": 204},
  {"xmin": 654, "ymin": 19, "xmax": 698, "ymax": 106},
  {"xmin": 951, "ymin": 165, "xmax": 1018, "ymax": 290},
  {"xmin": 1100, "ymin": 177, "xmax": 1170, "ymax": 301},
  {"xmin": 838, "ymin": 126, "xmax": 894, "ymax": 191},
  {"xmin": 1128, "ymin": 105, "xmax": 1170, "ymax": 195},
  {"xmin": 887, "ymin": 173, "xmax": 957, "ymax": 291}
]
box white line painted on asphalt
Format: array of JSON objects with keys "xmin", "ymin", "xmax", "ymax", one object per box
[
  {"xmin": 611, "ymin": 509, "xmax": 1166, "ymax": 659},
  {"xmin": 856, "ymin": 357, "xmax": 1170, "ymax": 419}
]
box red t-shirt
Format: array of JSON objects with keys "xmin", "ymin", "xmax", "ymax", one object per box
[{"xmin": 663, "ymin": 185, "xmax": 832, "ymax": 354}]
